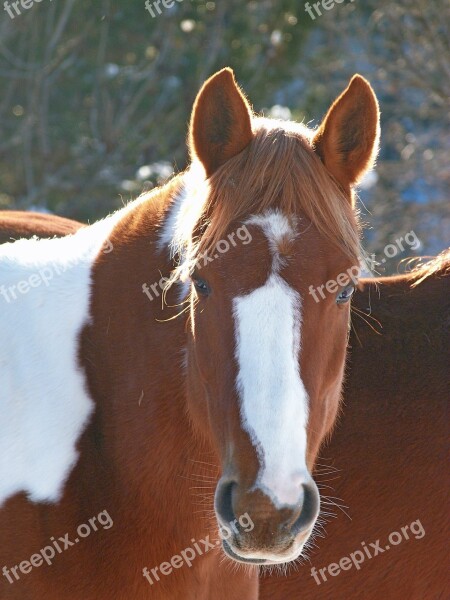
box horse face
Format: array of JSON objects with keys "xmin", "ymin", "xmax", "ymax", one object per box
[
  {"xmin": 185, "ymin": 214, "xmax": 359, "ymax": 563},
  {"xmin": 183, "ymin": 68, "xmax": 379, "ymax": 564}
]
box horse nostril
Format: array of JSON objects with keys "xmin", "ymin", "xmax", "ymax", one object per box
[
  {"xmin": 290, "ymin": 481, "xmax": 320, "ymax": 536},
  {"xmin": 215, "ymin": 480, "xmax": 237, "ymax": 525}
]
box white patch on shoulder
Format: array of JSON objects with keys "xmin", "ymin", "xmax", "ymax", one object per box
[
  {"xmin": 0, "ymin": 205, "xmax": 136, "ymax": 507},
  {"xmin": 233, "ymin": 211, "xmax": 309, "ymax": 507},
  {"xmin": 158, "ymin": 163, "xmax": 207, "ymax": 260},
  {"xmin": 158, "ymin": 164, "xmax": 208, "ymax": 299},
  {"xmin": 158, "ymin": 181, "xmax": 190, "ymax": 257}
]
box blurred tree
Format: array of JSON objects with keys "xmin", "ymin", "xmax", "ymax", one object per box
[
  {"xmin": 289, "ymin": 0, "xmax": 449, "ymax": 270},
  {"xmin": 0, "ymin": 0, "xmax": 312, "ymax": 220},
  {"xmin": 0, "ymin": 0, "xmax": 448, "ymax": 271}
]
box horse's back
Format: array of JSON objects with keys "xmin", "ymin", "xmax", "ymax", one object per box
[{"xmin": 0, "ymin": 211, "xmax": 83, "ymax": 244}]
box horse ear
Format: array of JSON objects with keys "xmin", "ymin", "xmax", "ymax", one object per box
[
  {"xmin": 189, "ymin": 68, "xmax": 253, "ymax": 177},
  {"xmin": 313, "ymin": 75, "xmax": 380, "ymax": 192}
]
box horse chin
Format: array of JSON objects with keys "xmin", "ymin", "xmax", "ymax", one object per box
[
  {"xmin": 222, "ymin": 540, "xmax": 268, "ymax": 565},
  {"xmin": 221, "ymin": 538, "xmax": 305, "ymax": 566}
]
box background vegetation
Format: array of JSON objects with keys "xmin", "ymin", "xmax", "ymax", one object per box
[{"xmin": 0, "ymin": 0, "xmax": 448, "ymax": 272}]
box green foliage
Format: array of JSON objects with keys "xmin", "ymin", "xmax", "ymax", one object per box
[
  {"xmin": 0, "ymin": 0, "xmax": 312, "ymax": 220},
  {"xmin": 0, "ymin": 0, "xmax": 448, "ymax": 269}
]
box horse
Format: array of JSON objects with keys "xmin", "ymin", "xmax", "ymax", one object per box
[
  {"xmin": 0, "ymin": 67, "xmax": 380, "ymax": 599},
  {"xmin": 4, "ymin": 217, "xmax": 448, "ymax": 600},
  {"xmin": 0, "ymin": 211, "xmax": 82, "ymax": 244},
  {"xmin": 260, "ymin": 251, "xmax": 450, "ymax": 599}
]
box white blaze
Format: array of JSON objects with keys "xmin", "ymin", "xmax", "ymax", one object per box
[{"xmin": 233, "ymin": 272, "xmax": 309, "ymax": 507}]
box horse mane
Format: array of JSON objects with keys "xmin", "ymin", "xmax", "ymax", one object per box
[
  {"xmin": 409, "ymin": 248, "xmax": 450, "ymax": 287},
  {"xmin": 171, "ymin": 118, "xmax": 361, "ymax": 279}
]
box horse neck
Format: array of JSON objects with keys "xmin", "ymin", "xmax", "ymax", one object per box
[
  {"xmin": 78, "ymin": 176, "xmax": 218, "ymax": 539},
  {"xmin": 352, "ymin": 272, "xmax": 448, "ymax": 404}
]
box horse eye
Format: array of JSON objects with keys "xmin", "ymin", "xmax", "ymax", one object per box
[
  {"xmin": 336, "ymin": 284, "xmax": 355, "ymax": 305},
  {"xmin": 192, "ymin": 275, "xmax": 210, "ymax": 296}
]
